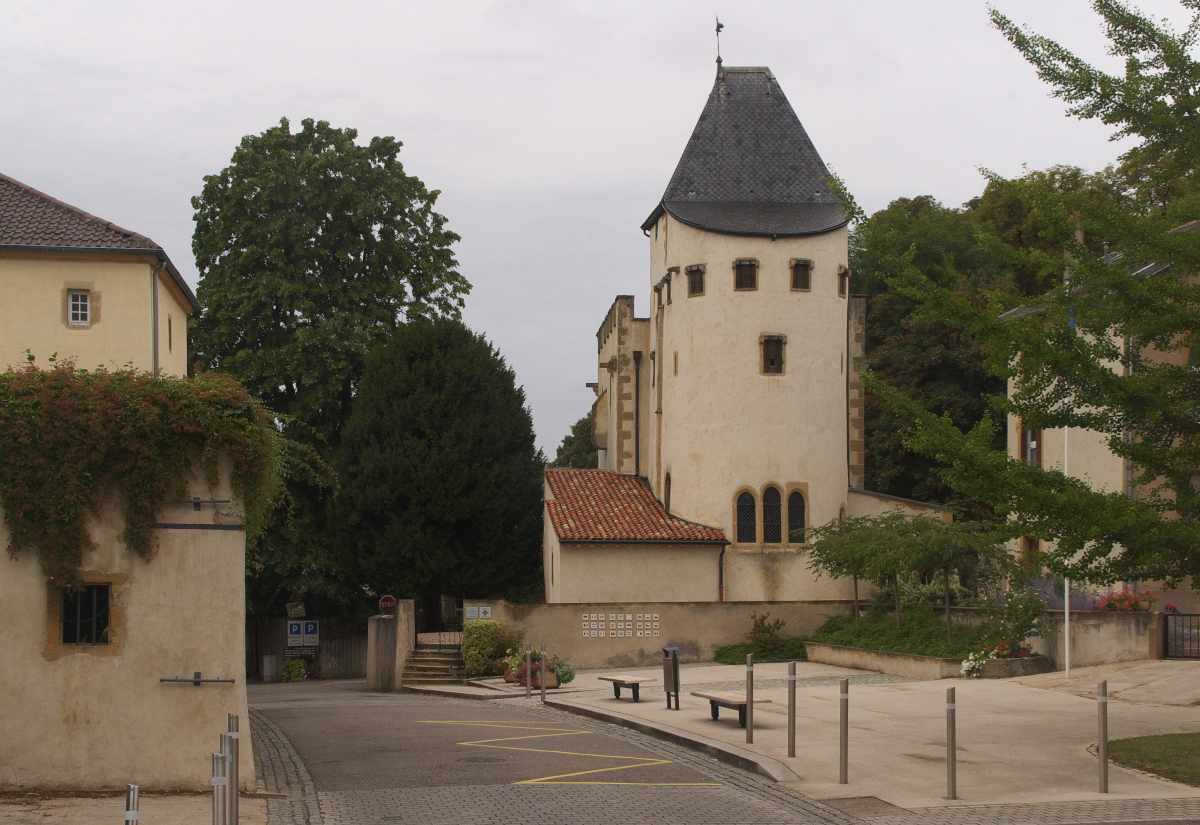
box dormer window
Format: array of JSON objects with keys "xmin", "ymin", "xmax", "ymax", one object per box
[
  {"xmin": 791, "ymin": 259, "xmax": 811, "ymax": 291},
  {"xmin": 734, "ymin": 260, "xmax": 758, "ymax": 291},
  {"xmin": 686, "ymin": 265, "xmax": 705, "ymax": 296},
  {"xmin": 68, "ymin": 291, "xmax": 89, "ymax": 325}
]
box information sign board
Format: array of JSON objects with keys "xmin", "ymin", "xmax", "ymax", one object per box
[
  {"xmin": 287, "ymin": 621, "xmax": 303, "ymax": 647},
  {"xmin": 478, "ymin": 606, "xmax": 492, "ymax": 619},
  {"xmin": 464, "ymin": 606, "xmax": 479, "ymax": 620},
  {"xmin": 303, "ymin": 620, "xmax": 320, "ymax": 646}
]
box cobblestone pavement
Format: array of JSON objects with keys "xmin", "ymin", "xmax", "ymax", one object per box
[{"xmin": 252, "ymin": 690, "xmax": 1200, "ymax": 825}]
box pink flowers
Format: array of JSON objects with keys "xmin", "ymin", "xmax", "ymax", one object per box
[{"xmin": 1098, "ymin": 589, "xmax": 1159, "ymax": 611}]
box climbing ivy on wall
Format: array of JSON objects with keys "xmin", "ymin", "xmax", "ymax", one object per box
[{"xmin": 0, "ymin": 362, "xmax": 278, "ymax": 586}]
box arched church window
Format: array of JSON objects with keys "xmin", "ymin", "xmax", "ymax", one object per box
[
  {"xmin": 762, "ymin": 487, "xmax": 781, "ymax": 543},
  {"xmin": 788, "ymin": 491, "xmax": 806, "ymax": 544},
  {"xmin": 664, "ymin": 473, "xmax": 672, "ymax": 515},
  {"xmin": 736, "ymin": 492, "xmax": 756, "ymax": 543}
]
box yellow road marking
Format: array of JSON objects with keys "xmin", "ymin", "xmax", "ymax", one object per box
[{"xmin": 418, "ymin": 720, "xmax": 721, "ymax": 786}]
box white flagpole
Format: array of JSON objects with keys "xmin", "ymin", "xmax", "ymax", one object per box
[{"xmin": 1064, "ymin": 425, "xmax": 1071, "ymax": 681}]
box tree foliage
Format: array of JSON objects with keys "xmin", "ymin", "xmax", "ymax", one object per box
[
  {"xmin": 191, "ymin": 117, "xmax": 467, "ymax": 443},
  {"xmin": 866, "ymin": 2, "xmax": 1200, "ymax": 585},
  {"xmin": 335, "ymin": 318, "xmax": 545, "ymax": 601},
  {"xmin": 552, "ymin": 413, "xmax": 598, "ymax": 469}
]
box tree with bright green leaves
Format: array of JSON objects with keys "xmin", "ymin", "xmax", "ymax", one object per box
[
  {"xmin": 867, "ymin": 2, "xmax": 1200, "ymax": 586},
  {"xmin": 807, "ymin": 513, "xmax": 1013, "ymax": 640},
  {"xmin": 552, "ymin": 413, "xmax": 598, "ymax": 469},
  {"xmin": 335, "ymin": 318, "xmax": 545, "ymax": 602},
  {"xmin": 191, "ymin": 117, "xmax": 467, "ymax": 443}
]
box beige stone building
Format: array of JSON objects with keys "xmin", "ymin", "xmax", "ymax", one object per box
[
  {"xmin": 0, "ymin": 175, "xmax": 251, "ymax": 791},
  {"xmin": 546, "ymin": 64, "xmax": 942, "ymax": 604}
]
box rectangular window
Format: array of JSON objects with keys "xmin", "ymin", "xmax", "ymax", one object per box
[
  {"xmin": 168, "ymin": 316, "xmax": 173, "ymax": 352},
  {"xmin": 1021, "ymin": 425, "xmax": 1042, "ymax": 467},
  {"xmin": 763, "ymin": 337, "xmax": 784, "ymax": 374},
  {"xmin": 734, "ymin": 260, "xmax": 758, "ymax": 291},
  {"xmin": 838, "ymin": 266, "xmax": 850, "ymax": 297},
  {"xmin": 791, "ymin": 260, "xmax": 811, "ymax": 291},
  {"xmin": 62, "ymin": 584, "xmax": 110, "ymax": 644},
  {"xmin": 68, "ymin": 291, "xmax": 90, "ymax": 324},
  {"xmin": 686, "ymin": 265, "xmax": 705, "ymax": 296}
]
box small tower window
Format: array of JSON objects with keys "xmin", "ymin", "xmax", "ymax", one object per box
[
  {"xmin": 763, "ymin": 487, "xmax": 782, "ymax": 543},
  {"xmin": 734, "ymin": 260, "xmax": 758, "ymax": 291},
  {"xmin": 664, "ymin": 473, "xmax": 672, "ymax": 515},
  {"xmin": 168, "ymin": 316, "xmax": 173, "ymax": 352},
  {"xmin": 686, "ymin": 265, "xmax": 705, "ymax": 296},
  {"xmin": 788, "ymin": 491, "xmax": 807, "ymax": 544},
  {"xmin": 68, "ymin": 291, "xmax": 90, "ymax": 325},
  {"xmin": 762, "ymin": 335, "xmax": 785, "ymax": 375},
  {"xmin": 62, "ymin": 584, "xmax": 110, "ymax": 644},
  {"xmin": 838, "ymin": 265, "xmax": 851, "ymax": 297},
  {"xmin": 791, "ymin": 260, "xmax": 811, "ymax": 291},
  {"xmin": 736, "ymin": 492, "xmax": 756, "ymax": 543}
]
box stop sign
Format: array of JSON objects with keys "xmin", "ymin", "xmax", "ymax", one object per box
[{"xmin": 378, "ymin": 595, "xmax": 397, "ymax": 612}]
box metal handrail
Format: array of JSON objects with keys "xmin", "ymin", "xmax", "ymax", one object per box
[{"xmin": 160, "ymin": 671, "xmax": 235, "ymax": 686}]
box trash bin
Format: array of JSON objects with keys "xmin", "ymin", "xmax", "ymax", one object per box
[{"xmin": 662, "ymin": 647, "xmax": 680, "ymax": 710}]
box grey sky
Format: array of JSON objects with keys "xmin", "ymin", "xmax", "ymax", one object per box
[{"xmin": 2, "ymin": 1, "xmax": 1184, "ymax": 453}]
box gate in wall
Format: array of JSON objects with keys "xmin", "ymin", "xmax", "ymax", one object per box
[{"xmin": 1164, "ymin": 614, "xmax": 1200, "ymax": 659}]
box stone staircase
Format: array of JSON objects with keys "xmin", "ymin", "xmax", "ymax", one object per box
[{"xmin": 401, "ymin": 644, "xmax": 466, "ymax": 686}]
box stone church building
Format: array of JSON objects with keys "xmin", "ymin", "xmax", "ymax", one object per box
[{"xmin": 543, "ymin": 63, "xmax": 941, "ymax": 605}]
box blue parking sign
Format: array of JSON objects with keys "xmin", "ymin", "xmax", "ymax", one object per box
[
  {"xmin": 287, "ymin": 622, "xmax": 302, "ymax": 647},
  {"xmin": 302, "ymin": 621, "xmax": 319, "ymax": 646}
]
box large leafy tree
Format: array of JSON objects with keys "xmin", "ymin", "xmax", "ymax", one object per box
[
  {"xmin": 552, "ymin": 413, "xmax": 598, "ymax": 469},
  {"xmin": 869, "ymin": 2, "xmax": 1200, "ymax": 585},
  {"xmin": 191, "ymin": 117, "xmax": 467, "ymax": 443},
  {"xmin": 336, "ymin": 318, "xmax": 545, "ymax": 601}
]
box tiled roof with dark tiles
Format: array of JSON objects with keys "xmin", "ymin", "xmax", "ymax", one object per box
[
  {"xmin": 0, "ymin": 172, "xmax": 159, "ymax": 249},
  {"xmin": 545, "ymin": 469, "xmax": 727, "ymax": 543},
  {"xmin": 0, "ymin": 172, "xmax": 200, "ymax": 312},
  {"xmin": 642, "ymin": 65, "xmax": 847, "ymax": 236}
]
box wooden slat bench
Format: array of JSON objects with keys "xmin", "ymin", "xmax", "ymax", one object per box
[
  {"xmin": 598, "ymin": 675, "xmax": 655, "ymax": 702},
  {"xmin": 690, "ymin": 691, "xmax": 772, "ymax": 728}
]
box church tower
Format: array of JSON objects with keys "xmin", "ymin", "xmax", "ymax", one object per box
[{"xmin": 641, "ymin": 64, "xmax": 852, "ymax": 599}]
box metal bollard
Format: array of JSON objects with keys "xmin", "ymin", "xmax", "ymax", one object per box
[
  {"xmin": 540, "ymin": 643, "xmax": 547, "ymax": 704},
  {"xmin": 1099, "ymin": 680, "xmax": 1109, "ymax": 793},
  {"xmin": 746, "ymin": 653, "xmax": 754, "ymax": 744},
  {"xmin": 525, "ymin": 644, "xmax": 531, "ymax": 699},
  {"xmin": 212, "ymin": 751, "xmax": 227, "ymax": 825},
  {"xmin": 220, "ymin": 733, "xmax": 235, "ymax": 824},
  {"xmin": 124, "ymin": 784, "xmax": 139, "ymax": 823},
  {"xmin": 946, "ymin": 687, "xmax": 957, "ymax": 800},
  {"xmin": 227, "ymin": 713, "xmax": 240, "ymax": 824},
  {"xmin": 787, "ymin": 660, "xmax": 796, "ymax": 758},
  {"xmin": 839, "ymin": 678, "xmax": 849, "ymax": 784}
]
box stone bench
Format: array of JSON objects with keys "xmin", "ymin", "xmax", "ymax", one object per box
[
  {"xmin": 690, "ymin": 691, "xmax": 772, "ymax": 728},
  {"xmin": 598, "ymin": 675, "xmax": 655, "ymax": 702}
]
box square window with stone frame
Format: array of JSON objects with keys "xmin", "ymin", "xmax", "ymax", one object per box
[
  {"xmin": 68, "ymin": 290, "xmax": 90, "ymax": 325},
  {"xmin": 762, "ymin": 336, "xmax": 784, "ymax": 374},
  {"xmin": 791, "ymin": 259, "xmax": 811, "ymax": 291},
  {"xmin": 837, "ymin": 265, "xmax": 850, "ymax": 297},
  {"xmin": 686, "ymin": 265, "xmax": 705, "ymax": 296},
  {"xmin": 734, "ymin": 260, "xmax": 757, "ymax": 291},
  {"xmin": 62, "ymin": 584, "xmax": 110, "ymax": 644}
]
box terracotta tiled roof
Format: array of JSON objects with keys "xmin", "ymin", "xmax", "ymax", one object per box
[
  {"xmin": 0, "ymin": 172, "xmax": 200, "ymax": 312},
  {"xmin": 545, "ymin": 469, "xmax": 727, "ymax": 543}
]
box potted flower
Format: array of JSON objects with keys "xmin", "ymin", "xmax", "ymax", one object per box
[{"xmin": 1098, "ymin": 589, "xmax": 1159, "ymax": 612}]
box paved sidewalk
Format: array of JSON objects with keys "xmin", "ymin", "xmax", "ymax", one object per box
[
  {"xmin": 545, "ymin": 660, "xmax": 1200, "ymax": 815},
  {"xmin": 0, "ymin": 793, "xmax": 266, "ymax": 824}
]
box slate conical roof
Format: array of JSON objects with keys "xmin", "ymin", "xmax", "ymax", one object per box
[{"xmin": 642, "ymin": 64, "xmax": 847, "ymax": 237}]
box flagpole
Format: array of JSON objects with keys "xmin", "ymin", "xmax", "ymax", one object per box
[{"xmin": 1064, "ymin": 425, "xmax": 1070, "ymax": 681}]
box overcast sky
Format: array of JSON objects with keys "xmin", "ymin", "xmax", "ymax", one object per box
[{"xmin": 2, "ymin": 1, "xmax": 1187, "ymax": 453}]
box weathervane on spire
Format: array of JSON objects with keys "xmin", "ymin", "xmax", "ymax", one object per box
[{"xmin": 715, "ymin": 16, "xmax": 724, "ymax": 64}]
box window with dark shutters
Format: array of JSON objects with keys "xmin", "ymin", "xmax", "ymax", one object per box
[
  {"xmin": 687, "ymin": 265, "xmax": 705, "ymax": 296},
  {"xmin": 736, "ymin": 492, "xmax": 756, "ymax": 543},
  {"xmin": 763, "ymin": 337, "xmax": 784, "ymax": 374},
  {"xmin": 788, "ymin": 491, "xmax": 807, "ymax": 544},
  {"xmin": 734, "ymin": 260, "xmax": 757, "ymax": 291},
  {"xmin": 763, "ymin": 487, "xmax": 781, "ymax": 543},
  {"xmin": 791, "ymin": 260, "xmax": 811, "ymax": 291}
]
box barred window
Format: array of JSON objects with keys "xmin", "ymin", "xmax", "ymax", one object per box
[
  {"xmin": 68, "ymin": 291, "xmax": 90, "ymax": 324},
  {"xmin": 687, "ymin": 265, "xmax": 705, "ymax": 296},
  {"xmin": 762, "ymin": 487, "xmax": 781, "ymax": 543},
  {"xmin": 736, "ymin": 492, "xmax": 756, "ymax": 543},
  {"xmin": 734, "ymin": 260, "xmax": 757, "ymax": 291},
  {"xmin": 788, "ymin": 491, "xmax": 807, "ymax": 544},
  {"xmin": 791, "ymin": 260, "xmax": 811, "ymax": 291},
  {"xmin": 62, "ymin": 584, "xmax": 110, "ymax": 644},
  {"xmin": 763, "ymin": 337, "xmax": 784, "ymax": 374}
]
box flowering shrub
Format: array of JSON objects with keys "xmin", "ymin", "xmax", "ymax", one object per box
[
  {"xmin": 281, "ymin": 659, "xmax": 312, "ymax": 682},
  {"xmin": 747, "ymin": 611, "xmax": 787, "ymax": 651},
  {"xmin": 0, "ymin": 362, "xmax": 278, "ymax": 586},
  {"xmin": 462, "ymin": 620, "xmax": 524, "ymax": 676},
  {"xmin": 1164, "ymin": 603, "xmax": 1180, "ymax": 614},
  {"xmin": 512, "ymin": 653, "xmax": 575, "ymax": 686},
  {"xmin": 1098, "ymin": 589, "xmax": 1159, "ymax": 611},
  {"xmin": 961, "ymin": 641, "xmax": 1029, "ymax": 677}
]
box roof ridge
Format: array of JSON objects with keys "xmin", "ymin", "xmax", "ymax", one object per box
[{"xmin": 0, "ymin": 172, "xmax": 159, "ymax": 249}]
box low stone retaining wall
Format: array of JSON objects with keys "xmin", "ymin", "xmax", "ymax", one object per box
[
  {"xmin": 804, "ymin": 642, "xmax": 963, "ymax": 680},
  {"xmin": 979, "ymin": 656, "xmax": 1053, "ymax": 678}
]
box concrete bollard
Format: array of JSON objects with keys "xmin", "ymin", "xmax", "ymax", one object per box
[
  {"xmin": 746, "ymin": 653, "xmax": 754, "ymax": 744},
  {"xmin": 946, "ymin": 687, "xmax": 957, "ymax": 800},
  {"xmin": 787, "ymin": 660, "xmax": 796, "ymax": 758},
  {"xmin": 525, "ymin": 644, "xmax": 531, "ymax": 699},
  {"xmin": 1099, "ymin": 680, "xmax": 1109, "ymax": 793},
  {"xmin": 212, "ymin": 751, "xmax": 227, "ymax": 825},
  {"xmin": 839, "ymin": 678, "xmax": 849, "ymax": 785},
  {"xmin": 124, "ymin": 784, "xmax": 139, "ymax": 823},
  {"xmin": 227, "ymin": 713, "xmax": 240, "ymax": 824}
]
